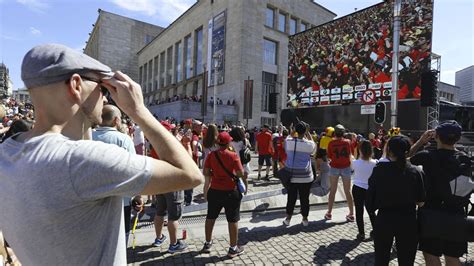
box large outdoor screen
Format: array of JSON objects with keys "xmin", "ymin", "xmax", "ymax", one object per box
[{"xmin": 287, "ymin": 0, "xmax": 434, "ymax": 108}]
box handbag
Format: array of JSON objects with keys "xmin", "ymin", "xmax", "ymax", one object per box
[
  {"xmin": 277, "ymin": 138, "xmax": 297, "ymax": 189},
  {"xmin": 214, "ymin": 152, "xmax": 246, "ymax": 194}
]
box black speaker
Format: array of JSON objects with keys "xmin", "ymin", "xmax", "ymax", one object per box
[
  {"xmin": 421, "ymin": 70, "xmax": 438, "ymax": 107},
  {"xmin": 269, "ymin": 92, "xmax": 278, "ymax": 114}
]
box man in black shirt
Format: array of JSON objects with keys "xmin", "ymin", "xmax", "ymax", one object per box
[{"xmin": 409, "ymin": 120, "xmax": 470, "ymax": 265}]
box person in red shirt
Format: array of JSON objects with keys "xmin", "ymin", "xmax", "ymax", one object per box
[
  {"xmin": 325, "ymin": 124, "xmax": 355, "ymax": 222},
  {"xmin": 256, "ymin": 124, "xmax": 274, "ymax": 180},
  {"xmin": 201, "ymin": 132, "xmax": 246, "ymax": 257}
]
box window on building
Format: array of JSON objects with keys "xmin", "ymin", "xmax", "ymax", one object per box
[
  {"xmin": 148, "ymin": 59, "xmax": 153, "ymax": 92},
  {"xmin": 139, "ymin": 66, "xmax": 143, "ymax": 86},
  {"xmin": 195, "ymin": 28, "xmax": 203, "ymax": 75},
  {"xmin": 184, "ymin": 35, "xmax": 193, "ymax": 79},
  {"xmin": 175, "ymin": 42, "xmax": 182, "ymax": 83},
  {"xmin": 261, "ymin": 71, "xmax": 276, "ymax": 112},
  {"xmin": 166, "ymin": 46, "xmax": 173, "ymax": 85},
  {"xmin": 265, "ymin": 7, "xmax": 274, "ymax": 27},
  {"xmin": 261, "ymin": 117, "xmax": 276, "ymax": 127},
  {"xmin": 289, "ymin": 18, "xmax": 297, "ymax": 35},
  {"xmin": 159, "ymin": 52, "xmax": 165, "ymax": 88},
  {"xmin": 300, "ymin": 22, "xmax": 307, "ymax": 32},
  {"xmin": 263, "ymin": 39, "xmax": 277, "ymax": 65},
  {"xmin": 153, "ymin": 56, "xmax": 158, "ymax": 90},
  {"xmin": 278, "ymin": 13, "xmax": 286, "ymax": 32},
  {"xmin": 143, "ymin": 63, "xmax": 148, "ymax": 92}
]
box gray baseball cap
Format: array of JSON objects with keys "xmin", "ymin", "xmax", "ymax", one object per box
[{"xmin": 21, "ymin": 43, "xmax": 113, "ymax": 88}]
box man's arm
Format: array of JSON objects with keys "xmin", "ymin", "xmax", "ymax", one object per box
[
  {"xmin": 103, "ymin": 71, "xmax": 203, "ymax": 195},
  {"xmin": 408, "ymin": 129, "xmax": 434, "ymax": 158}
]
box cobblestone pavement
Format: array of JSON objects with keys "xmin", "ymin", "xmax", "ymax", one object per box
[{"xmin": 127, "ymin": 207, "xmax": 474, "ymax": 265}]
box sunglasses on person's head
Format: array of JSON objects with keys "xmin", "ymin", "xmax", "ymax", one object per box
[{"xmin": 66, "ymin": 75, "xmax": 109, "ymax": 97}]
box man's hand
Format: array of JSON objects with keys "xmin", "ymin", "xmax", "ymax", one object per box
[
  {"xmin": 419, "ymin": 129, "xmax": 435, "ymax": 144},
  {"xmin": 102, "ymin": 71, "xmax": 146, "ymax": 118}
]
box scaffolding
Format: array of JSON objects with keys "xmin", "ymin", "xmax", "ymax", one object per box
[{"xmin": 427, "ymin": 53, "xmax": 441, "ymax": 129}]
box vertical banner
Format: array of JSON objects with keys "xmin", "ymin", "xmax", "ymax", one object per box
[
  {"xmin": 208, "ymin": 10, "xmax": 227, "ymax": 86},
  {"xmin": 206, "ymin": 18, "xmax": 213, "ymax": 88},
  {"xmin": 201, "ymin": 70, "xmax": 208, "ymax": 117},
  {"xmin": 243, "ymin": 79, "xmax": 254, "ymax": 119}
]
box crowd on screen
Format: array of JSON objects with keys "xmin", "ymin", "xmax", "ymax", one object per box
[{"xmin": 288, "ymin": 0, "xmax": 433, "ymax": 107}]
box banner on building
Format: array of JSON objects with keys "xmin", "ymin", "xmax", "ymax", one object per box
[
  {"xmin": 207, "ymin": 10, "xmax": 227, "ymax": 87},
  {"xmin": 287, "ymin": 0, "xmax": 434, "ymax": 108}
]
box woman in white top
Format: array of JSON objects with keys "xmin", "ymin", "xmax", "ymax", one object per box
[
  {"xmin": 230, "ymin": 127, "xmax": 251, "ymax": 178},
  {"xmin": 283, "ymin": 122, "xmax": 316, "ymax": 227},
  {"xmin": 351, "ymin": 140, "xmax": 377, "ymax": 240}
]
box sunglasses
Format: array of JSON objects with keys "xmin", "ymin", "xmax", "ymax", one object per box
[{"xmin": 66, "ymin": 75, "xmax": 109, "ymax": 97}]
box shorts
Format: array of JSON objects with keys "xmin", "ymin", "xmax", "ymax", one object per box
[
  {"xmin": 329, "ymin": 166, "xmax": 352, "ymax": 179},
  {"xmin": 419, "ymin": 237, "xmax": 467, "ymax": 258},
  {"xmin": 258, "ymin": 154, "xmax": 272, "ymax": 166},
  {"xmin": 206, "ymin": 188, "xmax": 242, "ymax": 223},
  {"xmin": 155, "ymin": 191, "xmax": 184, "ymax": 221}
]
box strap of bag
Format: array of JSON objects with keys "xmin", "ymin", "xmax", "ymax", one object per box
[
  {"xmin": 289, "ymin": 138, "xmax": 298, "ymax": 174},
  {"xmin": 214, "ymin": 151, "xmax": 238, "ymax": 182}
]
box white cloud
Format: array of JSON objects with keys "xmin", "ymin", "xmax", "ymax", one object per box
[
  {"xmin": 111, "ymin": 0, "xmax": 195, "ymax": 22},
  {"xmin": 16, "ymin": 0, "xmax": 49, "ymax": 13},
  {"xmin": 1, "ymin": 34, "xmax": 22, "ymax": 41},
  {"xmin": 29, "ymin": 26, "xmax": 42, "ymax": 36}
]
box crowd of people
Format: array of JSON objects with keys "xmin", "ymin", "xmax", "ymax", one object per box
[
  {"xmin": 288, "ymin": 0, "xmax": 433, "ymax": 107},
  {"xmin": 147, "ymin": 94, "xmax": 236, "ymax": 107},
  {"xmin": 0, "ymin": 44, "xmax": 472, "ymax": 266}
]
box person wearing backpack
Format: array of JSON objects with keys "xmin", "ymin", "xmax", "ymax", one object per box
[
  {"xmin": 409, "ymin": 121, "xmax": 472, "ymax": 265},
  {"xmin": 230, "ymin": 127, "xmax": 251, "ymax": 182}
]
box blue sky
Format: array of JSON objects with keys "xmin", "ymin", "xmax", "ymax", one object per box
[{"xmin": 0, "ymin": 0, "xmax": 472, "ymax": 90}]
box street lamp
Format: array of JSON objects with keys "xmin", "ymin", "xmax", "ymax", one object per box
[{"xmin": 212, "ymin": 55, "xmax": 219, "ymax": 124}]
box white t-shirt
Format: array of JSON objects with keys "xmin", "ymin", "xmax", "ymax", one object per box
[
  {"xmin": 0, "ymin": 133, "xmax": 152, "ymax": 265},
  {"xmin": 352, "ymin": 158, "xmax": 377, "ymax": 189}
]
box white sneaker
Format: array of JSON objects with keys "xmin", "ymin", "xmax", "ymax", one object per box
[
  {"xmin": 302, "ymin": 220, "xmax": 309, "ymax": 227},
  {"xmin": 283, "ymin": 218, "xmax": 291, "ymax": 226}
]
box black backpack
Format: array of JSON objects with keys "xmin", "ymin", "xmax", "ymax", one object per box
[{"xmin": 239, "ymin": 140, "xmax": 252, "ymax": 164}]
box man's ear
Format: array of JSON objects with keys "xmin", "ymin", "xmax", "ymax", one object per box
[{"xmin": 66, "ymin": 74, "xmax": 82, "ymax": 103}]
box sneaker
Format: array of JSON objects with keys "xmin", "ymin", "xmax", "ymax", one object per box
[
  {"xmin": 153, "ymin": 235, "xmax": 167, "ymax": 247},
  {"xmin": 283, "ymin": 218, "xmax": 291, "ymax": 226},
  {"xmin": 168, "ymin": 240, "xmax": 188, "ymax": 253},
  {"xmin": 346, "ymin": 214, "xmax": 355, "ymax": 222},
  {"xmin": 265, "ymin": 175, "xmax": 270, "ymax": 181},
  {"xmin": 324, "ymin": 213, "xmax": 332, "ymax": 220},
  {"xmin": 356, "ymin": 233, "xmax": 365, "ymax": 241},
  {"xmin": 227, "ymin": 246, "xmax": 244, "ymax": 258},
  {"xmin": 201, "ymin": 241, "xmax": 212, "ymax": 253},
  {"xmin": 302, "ymin": 220, "xmax": 309, "ymax": 227}
]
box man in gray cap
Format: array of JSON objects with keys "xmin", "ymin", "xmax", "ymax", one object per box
[
  {"xmin": 0, "ymin": 44, "xmax": 203, "ymax": 265},
  {"xmin": 409, "ymin": 121, "xmax": 471, "ymax": 265}
]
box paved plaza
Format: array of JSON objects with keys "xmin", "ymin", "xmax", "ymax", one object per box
[{"xmin": 127, "ymin": 203, "xmax": 473, "ymax": 265}]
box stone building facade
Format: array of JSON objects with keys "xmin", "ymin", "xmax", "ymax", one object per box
[
  {"xmin": 84, "ymin": 9, "xmax": 164, "ymax": 81},
  {"xmin": 0, "ymin": 63, "xmax": 13, "ymax": 99},
  {"xmin": 138, "ymin": 0, "xmax": 335, "ymax": 127},
  {"xmin": 437, "ymin": 81, "xmax": 460, "ymax": 104}
]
